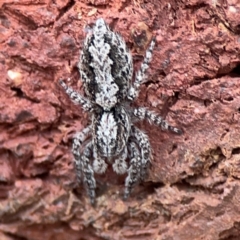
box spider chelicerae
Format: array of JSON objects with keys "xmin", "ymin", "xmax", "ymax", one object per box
[{"xmin": 60, "ymin": 18, "xmax": 182, "ymax": 204}]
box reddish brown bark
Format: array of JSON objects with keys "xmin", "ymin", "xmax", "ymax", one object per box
[{"xmin": 1, "ymin": 0, "xmax": 240, "ymax": 239}]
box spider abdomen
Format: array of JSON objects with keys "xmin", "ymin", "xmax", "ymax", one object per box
[{"xmin": 93, "ymin": 106, "xmax": 131, "ymax": 157}]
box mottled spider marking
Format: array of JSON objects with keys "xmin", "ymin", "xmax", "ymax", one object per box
[
  {"xmin": 60, "ymin": 18, "xmax": 182, "ymax": 204},
  {"xmin": 128, "ymin": 37, "xmax": 156, "ymax": 101},
  {"xmin": 113, "ymin": 147, "xmax": 128, "ymax": 175},
  {"xmin": 59, "ymin": 80, "xmax": 93, "ymax": 112},
  {"xmin": 93, "ymin": 106, "xmax": 131, "ymax": 158},
  {"xmin": 79, "ymin": 18, "xmax": 133, "ymax": 110},
  {"xmin": 81, "ymin": 141, "xmax": 96, "ymax": 204},
  {"xmin": 72, "ymin": 126, "xmax": 91, "ymax": 183},
  {"xmin": 131, "ymin": 126, "xmax": 152, "ymax": 180},
  {"xmin": 133, "ymin": 107, "xmax": 183, "ymax": 135},
  {"xmin": 124, "ymin": 141, "xmax": 141, "ymax": 198}
]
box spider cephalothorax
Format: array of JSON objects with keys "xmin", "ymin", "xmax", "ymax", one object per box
[{"xmin": 60, "ymin": 18, "xmax": 182, "ymax": 204}]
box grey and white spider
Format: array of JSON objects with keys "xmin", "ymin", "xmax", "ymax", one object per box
[{"xmin": 60, "ymin": 18, "xmax": 182, "ymax": 204}]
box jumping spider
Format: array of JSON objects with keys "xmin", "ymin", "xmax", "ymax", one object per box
[{"xmin": 60, "ymin": 18, "xmax": 182, "ymax": 204}]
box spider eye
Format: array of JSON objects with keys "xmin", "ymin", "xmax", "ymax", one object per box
[{"xmin": 109, "ymin": 139, "xmax": 116, "ymax": 147}]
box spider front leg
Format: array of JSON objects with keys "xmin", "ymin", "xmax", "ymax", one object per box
[
  {"xmin": 124, "ymin": 141, "xmax": 141, "ymax": 199},
  {"xmin": 133, "ymin": 107, "xmax": 183, "ymax": 134},
  {"xmin": 128, "ymin": 38, "xmax": 156, "ymax": 101},
  {"xmin": 59, "ymin": 80, "xmax": 93, "ymax": 112},
  {"xmin": 131, "ymin": 126, "xmax": 152, "ymax": 180}
]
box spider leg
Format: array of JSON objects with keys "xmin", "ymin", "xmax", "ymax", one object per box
[
  {"xmin": 72, "ymin": 126, "xmax": 91, "ymax": 183},
  {"xmin": 131, "ymin": 126, "xmax": 151, "ymax": 180},
  {"xmin": 59, "ymin": 80, "xmax": 93, "ymax": 112},
  {"xmin": 128, "ymin": 38, "xmax": 156, "ymax": 101},
  {"xmin": 72, "ymin": 126, "xmax": 96, "ymax": 204},
  {"xmin": 124, "ymin": 141, "xmax": 141, "ymax": 199},
  {"xmin": 133, "ymin": 107, "xmax": 182, "ymax": 134},
  {"xmin": 81, "ymin": 141, "xmax": 96, "ymax": 205},
  {"xmin": 112, "ymin": 147, "xmax": 128, "ymax": 175}
]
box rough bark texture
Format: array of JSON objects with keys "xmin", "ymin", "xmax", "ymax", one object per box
[{"xmin": 1, "ymin": 0, "xmax": 240, "ymax": 239}]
